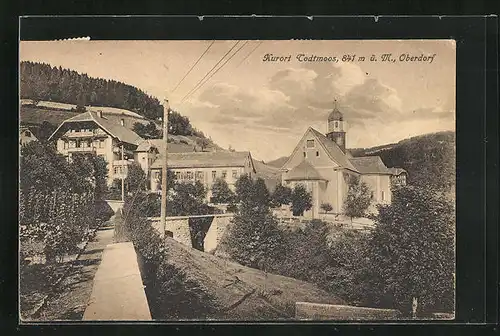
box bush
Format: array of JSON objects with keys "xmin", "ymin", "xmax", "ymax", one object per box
[
  {"xmin": 223, "ymin": 175, "xmax": 284, "ymax": 270},
  {"xmin": 291, "ymin": 184, "xmax": 312, "ymax": 216},
  {"xmin": 369, "ymin": 185, "xmax": 455, "ymax": 316},
  {"xmin": 343, "ymin": 175, "xmax": 372, "ymax": 219}
]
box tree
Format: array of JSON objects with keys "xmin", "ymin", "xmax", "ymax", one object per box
[
  {"xmin": 271, "ymin": 183, "xmax": 292, "ymax": 208},
  {"xmin": 168, "ymin": 181, "xmax": 208, "ymax": 216},
  {"xmin": 133, "ymin": 121, "xmax": 162, "ymax": 139},
  {"xmin": 210, "ymin": 178, "xmax": 236, "ymax": 204},
  {"xmin": 195, "ymin": 137, "xmax": 210, "ymax": 151},
  {"xmin": 254, "ymin": 178, "xmax": 271, "ymax": 207},
  {"xmin": 368, "ymin": 185, "xmax": 455, "ymax": 316},
  {"xmin": 291, "ymin": 184, "xmax": 312, "ymax": 216},
  {"xmin": 320, "ymin": 202, "xmax": 333, "ymax": 214},
  {"xmin": 223, "ymin": 175, "xmax": 284, "ymax": 269},
  {"xmin": 343, "ymin": 175, "xmax": 372, "ymax": 220},
  {"xmin": 124, "ymin": 162, "xmax": 148, "ymax": 193}
]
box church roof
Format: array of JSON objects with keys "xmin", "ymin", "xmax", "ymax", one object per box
[
  {"xmin": 284, "ymin": 160, "xmax": 325, "ymax": 181},
  {"xmin": 309, "ymin": 128, "xmax": 359, "ymax": 172},
  {"xmin": 328, "ymin": 109, "xmax": 343, "ymax": 121},
  {"xmin": 349, "ymin": 156, "xmax": 392, "ymax": 175}
]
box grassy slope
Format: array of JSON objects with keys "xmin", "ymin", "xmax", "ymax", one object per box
[{"xmin": 162, "ymin": 237, "xmax": 344, "ymax": 320}]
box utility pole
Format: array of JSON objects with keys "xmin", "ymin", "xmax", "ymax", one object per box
[
  {"xmin": 159, "ymin": 98, "xmax": 170, "ymax": 238},
  {"xmin": 121, "ymin": 143, "xmax": 125, "ymax": 202}
]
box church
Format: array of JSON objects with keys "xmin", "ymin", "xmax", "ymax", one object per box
[{"xmin": 280, "ymin": 105, "xmax": 404, "ymax": 219}]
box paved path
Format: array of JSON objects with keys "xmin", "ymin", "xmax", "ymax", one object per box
[
  {"xmin": 82, "ymin": 242, "xmax": 152, "ymax": 320},
  {"xmin": 36, "ymin": 223, "xmax": 115, "ymax": 320}
]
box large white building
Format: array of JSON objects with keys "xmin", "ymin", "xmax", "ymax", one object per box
[
  {"xmin": 48, "ymin": 111, "xmax": 144, "ymax": 184},
  {"xmin": 280, "ymin": 107, "xmax": 405, "ymax": 218}
]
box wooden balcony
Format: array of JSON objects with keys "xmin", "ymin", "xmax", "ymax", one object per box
[
  {"xmin": 67, "ymin": 147, "xmax": 96, "ymax": 153},
  {"xmin": 63, "ymin": 131, "xmax": 107, "ymax": 139}
]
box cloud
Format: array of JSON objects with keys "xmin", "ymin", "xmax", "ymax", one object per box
[{"xmin": 182, "ymin": 60, "xmax": 453, "ymax": 160}]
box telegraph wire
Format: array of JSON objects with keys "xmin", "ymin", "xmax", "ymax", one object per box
[
  {"xmin": 179, "ymin": 40, "xmax": 242, "ymax": 104},
  {"xmin": 181, "ymin": 40, "xmax": 249, "ymax": 104},
  {"xmin": 236, "ymin": 40, "xmax": 263, "ymax": 68},
  {"xmin": 170, "ymin": 40, "xmax": 215, "ymax": 94}
]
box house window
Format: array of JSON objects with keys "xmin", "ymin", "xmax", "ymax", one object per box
[
  {"xmin": 371, "ymin": 191, "xmax": 374, "ymax": 199},
  {"xmin": 186, "ymin": 171, "xmax": 194, "ymax": 180},
  {"xmin": 381, "ymin": 191, "xmax": 385, "ymax": 201},
  {"xmin": 212, "ymin": 171, "xmax": 217, "ymax": 179},
  {"xmin": 63, "ymin": 141, "xmax": 68, "ymax": 149},
  {"xmin": 175, "ymin": 171, "xmax": 181, "ymax": 179},
  {"xmin": 196, "ymin": 171, "xmax": 203, "ymax": 180},
  {"xmin": 99, "ymin": 140, "xmax": 104, "ymax": 148},
  {"xmin": 316, "ymin": 151, "xmax": 319, "ymax": 157},
  {"xmin": 222, "ymin": 170, "xmax": 227, "ymax": 179},
  {"xmin": 24, "ymin": 131, "xmax": 31, "ymax": 137},
  {"xmin": 306, "ymin": 139, "xmax": 315, "ymax": 148},
  {"xmin": 232, "ymin": 170, "xmax": 238, "ymax": 179}
]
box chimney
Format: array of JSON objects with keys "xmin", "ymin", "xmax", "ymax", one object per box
[
  {"xmin": 97, "ymin": 110, "xmax": 103, "ymax": 118},
  {"xmin": 120, "ymin": 118, "xmax": 125, "ymax": 126}
]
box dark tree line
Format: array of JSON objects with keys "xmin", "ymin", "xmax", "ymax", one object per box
[
  {"xmin": 350, "ymin": 131, "xmax": 455, "ymax": 192},
  {"xmin": 20, "ymin": 61, "xmax": 163, "ymax": 120}
]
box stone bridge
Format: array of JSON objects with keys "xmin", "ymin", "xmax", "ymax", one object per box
[{"xmin": 148, "ymin": 214, "xmax": 234, "ymax": 253}]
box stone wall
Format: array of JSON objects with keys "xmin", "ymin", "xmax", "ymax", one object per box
[
  {"xmin": 295, "ymin": 302, "xmax": 401, "ymax": 320},
  {"xmin": 149, "ymin": 217, "xmax": 192, "ymax": 247},
  {"xmin": 203, "ymin": 215, "xmax": 234, "ymax": 253}
]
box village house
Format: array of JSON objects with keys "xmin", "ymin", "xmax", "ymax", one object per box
[
  {"xmin": 280, "ymin": 107, "xmax": 405, "ymax": 219},
  {"xmin": 48, "ymin": 111, "xmax": 144, "ymax": 185},
  {"xmin": 388, "ymin": 167, "xmax": 408, "ymax": 186},
  {"xmin": 19, "ymin": 126, "xmax": 39, "ymax": 146},
  {"xmin": 149, "ymin": 151, "xmax": 256, "ymax": 201}
]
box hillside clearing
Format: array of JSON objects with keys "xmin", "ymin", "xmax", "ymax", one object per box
[{"xmin": 156, "ymin": 237, "xmax": 344, "ymax": 320}]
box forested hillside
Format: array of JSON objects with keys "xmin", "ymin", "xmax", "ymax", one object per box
[
  {"xmin": 20, "ymin": 61, "xmax": 162, "ymax": 120},
  {"xmin": 351, "ymin": 131, "xmax": 456, "ymax": 191}
]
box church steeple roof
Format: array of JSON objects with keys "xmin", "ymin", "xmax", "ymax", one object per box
[{"xmin": 328, "ymin": 100, "xmax": 343, "ymax": 121}]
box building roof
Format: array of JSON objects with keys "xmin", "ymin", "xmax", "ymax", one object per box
[
  {"xmin": 136, "ymin": 139, "xmax": 206, "ymax": 154},
  {"xmin": 349, "ymin": 156, "xmax": 392, "ymax": 175},
  {"xmin": 284, "ymin": 160, "xmax": 326, "ymax": 181},
  {"xmin": 328, "ymin": 108, "xmax": 343, "ymax": 121},
  {"xmin": 308, "ymin": 128, "xmax": 359, "ymax": 172},
  {"xmin": 388, "ymin": 167, "xmax": 407, "ymax": 176},
  {"xmin": 48, "ymin": 111, "xmax": 144, "ymax": 145},
  {"xmin": 150, "ymin": 151, "xmax": 256, "ymax": 171}
]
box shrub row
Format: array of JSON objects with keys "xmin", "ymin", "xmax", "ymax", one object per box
[{"xmin": 19, "ymin": 187, "xmax": 99, "ymax": 262}]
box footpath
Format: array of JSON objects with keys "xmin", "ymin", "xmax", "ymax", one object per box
[{"xmin": 82, "ymin": 240, "xmax": 152, "ymax": 320}]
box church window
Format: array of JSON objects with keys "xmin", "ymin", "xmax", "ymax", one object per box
[
  {"xmin": 212, "ymin": 171, "xmax": 217, "ymax": 179},
  {"xmin": 306, "ymin": 139, "xmax": 315, "ymax": 148},
  {"xmin": 303, "ymin": 152, "xmax": 306, "ymax": 158},
  {"xmin": 381, "ymin": 191, "xmax": 385, "ymax": 201},
  {"xmin": 316, "ymin": 151, "xmax": 319, "ymax": 157},
  {"xmin": 334, "ymin": 121, "xmax": 339, "ymax": 128}
]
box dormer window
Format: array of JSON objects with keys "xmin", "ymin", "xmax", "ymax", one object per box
[{"xmin": 306, "ymin": 140, "xmax": 315, "ymax": 148}]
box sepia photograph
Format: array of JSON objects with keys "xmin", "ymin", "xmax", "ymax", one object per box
[{"xmin": 19, "ymin": 39, "xmax": 456, "ymax": 322}]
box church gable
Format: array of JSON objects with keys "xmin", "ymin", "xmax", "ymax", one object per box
[{"xmin": 282, "ymin": 128, "xmax": 341, "ymax": 171}]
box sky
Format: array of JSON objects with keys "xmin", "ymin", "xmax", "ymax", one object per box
[{"xmin": 20, "ymin": 40, "xmax": 456, "ymax": 161}]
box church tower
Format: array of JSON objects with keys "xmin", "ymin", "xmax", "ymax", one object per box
[{"xmin": 326, "ymin": 102, "xmax": 346, "ymax": 153}]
